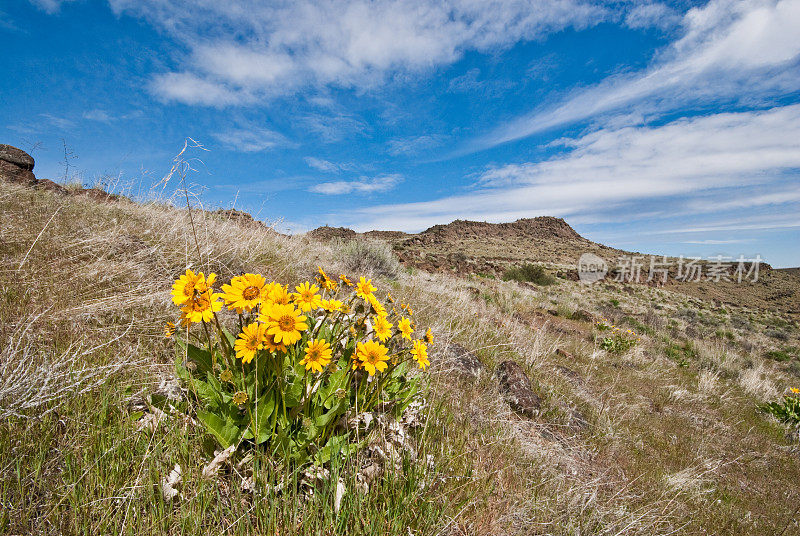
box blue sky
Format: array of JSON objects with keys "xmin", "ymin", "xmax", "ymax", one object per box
[{"xmin": 2, "ymin": 0, "xmax": 799, "ymax": 267}]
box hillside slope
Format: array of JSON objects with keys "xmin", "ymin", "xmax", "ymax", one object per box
[
  {"xmin": 2, "ymin": 175, "xmax": 800, "ymax": 534},
  {"xmin": 310, "ymin": 219, "xmax": 800, "ymax": 316}
]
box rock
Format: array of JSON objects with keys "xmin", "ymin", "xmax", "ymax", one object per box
[
  {"xmin": 572, "ymin": 309, "xmax": 594, "ymax": 322},
  {"xmin": 555, "ymin": 348, "xmax": 574, "ymax": 360},
  {"xmin": 0, "ymin": 158, "xmax": 37, "ymax": 186},
  {"xmin": 0, "ymin": 144, "xmax": 35, "ymax": 170},
  {"xmin": 443, "ymin": 342, "xmax": 484, "ymax": 377},
  {"xmin": 497, "ymin": 360, "xmax": 541, "ymax": 418},
  {"xmin": 76, "ymin": 187, "xmax": 118, "ymax": 202},
  {"xmin": 34, "ymin": 178, "xmax": 68, "ymax": 195}
]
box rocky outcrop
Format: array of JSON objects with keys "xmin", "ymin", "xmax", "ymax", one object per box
[
  {"xmin": 0, "ymin": 144, "xmax": 38, "ymax": 187},
  {"xmin": 0, "ymin": 144, "xmax": 68, "ymax": 195},
  {"xmin": 308, "ymin": 226, "xmax": 358, "ymax": 241},
  {"xmin": 413, "ymin": 217, "xmax": 586, "ymax": 246},
  {"xmin": 0, "ymin": 144, "xmax": 35, "ymax": 170},
  {"xmin": 497, "ymin": 360, "xmax": 541, "ymax": 418}
]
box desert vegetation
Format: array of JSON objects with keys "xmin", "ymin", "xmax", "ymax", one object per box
[{"xmin": 2, "ymin": 167, "xmax": 800, "ymax": 534}]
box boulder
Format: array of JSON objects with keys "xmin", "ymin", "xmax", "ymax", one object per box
[
  {"xmin": 0, "ymin": 144, "xmax": 35, "ymax": 170},
  {"xmin": 497, "ymin": 360, "xmax": 541, "ymax": 418},
  {"xmin": 0, "ymin": 159, "xmax": 37, "ymax": 186}
]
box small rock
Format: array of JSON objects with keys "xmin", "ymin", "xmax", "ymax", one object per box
[
  {"xmin": 555, "ymin": 348, "xmax": 574, "ymax": 360},
  {"xmin": 572, "ymin": 309, "xmax": 594, "ymax": 322},
  {"xmin": 497, "ymin": 360, "xmax": 541, "ymax": 418},
  {"xmin": 443, "ymin": 342, "xmax": 484, "ymax": 377}
]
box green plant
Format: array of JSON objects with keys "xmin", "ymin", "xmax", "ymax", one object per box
[
  {"xmin": 595, "ymin": 318, "xmax": 639, "ymax": 354},
  {"xmin": 664, "ymin": 340, "xmax": 697, "ymax": 367},
  {"xmin": 502, "ymin": 263, "xmax": 556, "ymax": 285},
  {"xmin": 169, "ymin": 268, "xmax": 429, "ymax": 466},
  {"xmin": 760, "ymin": 390, "xmax": 800, "ymax": 426}
]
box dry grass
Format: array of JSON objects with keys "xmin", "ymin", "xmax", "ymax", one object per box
[{"xmin": 1, "ymin": 179, "xmax": 800, "ymax": 535}]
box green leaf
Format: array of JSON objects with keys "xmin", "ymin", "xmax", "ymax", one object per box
[
  {"xmin": 253, "ymin": 393, "xmax": 276, "ymax": 444},
  {"xmin": 314, "ymin": 400, "xmax": 344, "ymax": 429},
  {"xmin": 196, "ymin": 409, "xmax": 242, "ymax": 449},
  {"xmin": 177, "ymin": 340, "xmax": 214, "ymax": 374}
]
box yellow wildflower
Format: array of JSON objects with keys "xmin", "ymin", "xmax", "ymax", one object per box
[
  {"xmin": 366, "ymin": 293, "xmax": 387, "ymax": 316},
  {"xmin": 373, "ymin": 315, "xmax": 392, "ymax": 342},
  {"xmin": 356, "ymin": 277, "xmax": 376, "ymax": 299},
  {"xmin": 180, "ymin": 291, "xmax": 223, "ymax": 324},
  {"xmin": 316, "ymin": 266, "xmax": 338, "ymax": 291},
  {"xmin": 300, "ymin": 339, "xmax": 333, "ymax": 373},
  {"xmin": 397, "ymin": 316, "xmax": 414, "ymax": 340},
  {"xmin": 233, "ymin": 391, "xmax": 248, "ymax": 405},
  {"xmin": 234, "ymin": 321, "xmax": 266, "ymax": 364},
  {"xmin": 356, "ymin": 339, "xmax": 390, "ymax": 376},
  {"xmin": 260, "ymin": 303, "xmax": 308, "ymax": 345},
  {"xmin": 424, "ymin": 328, "xmax": 434, "ymax": 345},
  {"xmin": 321, "ymin": 298, "xmax": 344, "ymax": 312},
  {"xmin": 791, "ymin": 387, "xmax": 800, "ymax": 395},
  {"xmin": 220, "ymin": 273, "xmax": 268, "ymax": 313},
  {"xmin": 292, "ymin": 281, "xmax": 323, "ymax": 312},
  {"xmin": 163, "ymin": 321, "xmax": 176, "ymax": 338},
  {"xmin": 339, "ymin": 274, "xmax": 353, "ymax": 286},
  {"xmin": 171, "ymin": 269, "xmax": 216, "ymax": 306},
  {"xmin": 269, "ymin": 283, "xmax": 292, "ymax": 305},
  {"xmin": 411, "ymin": 340, "xmax": 430, "ymax": 370},
  {"xmin": 262, "ymin": 333, "xmax": 287, "ymax": 354}
]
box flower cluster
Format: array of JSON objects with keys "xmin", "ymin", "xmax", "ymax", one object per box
[
  {"xmin": 167, "ymin": 267, "xmax": 432, "ymax": 457},
  {"xmin": 170, "ymin": 267, "xmax": 431, "ymax": 373}
]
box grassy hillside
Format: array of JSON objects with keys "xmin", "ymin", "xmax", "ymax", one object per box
[{"xmin": 2, "ymin": 180, "xmax": 800, "ymax": 535}]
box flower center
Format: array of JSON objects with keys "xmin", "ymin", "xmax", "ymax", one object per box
[
  {"xmin": 279, "ymin": 315, "xmax": 295, "ymax": 331},
  {"xmin": 242, "ymin": 285, "xmax": 260, "ymax": 300}
]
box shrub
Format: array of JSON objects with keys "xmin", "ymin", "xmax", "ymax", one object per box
[
  {"xmin": 664, "ymin": 340, "xmax": 698, "ymax": 367},
  {"xmin": 595, "ymin": 318, "xmax": 639, "ymax": 355},
  {"xmin": 502, "ymin": 263, "xmax": 556, "ymax": 285},
  {"xmin": 337, "ymin": 239, "xmax": 401, "ymax": 278},
  {"xmin": 760, "ymin": 389, "xmax": 800, "ymax": 427},
  {"xmin": 766, "ymin": 346, "xmax": 799, "ymax": 362},
  {"xmin": 167, "ymin": 267, "xmax": 431, "ymax": 466}
]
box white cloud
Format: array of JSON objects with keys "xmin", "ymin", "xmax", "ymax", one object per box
[
  {"xmin": 40, "ymin": 113, "xmax": 74, "ymax": 130},
  {"xmin": 309, "ymin": 173, "xmax": 402, "ymax": 195},
  {"xmin": 304, "ymin": 157, "xmax": 357, "ymax": 173},
  {"xmin": 108, "ymin": 0, "xmax": 609, "ymax": 105},
  {"xmin": 477, "ymin": 0, "xmax": 800, "ymax": 149},
  {"xmin": 212, "ymin": 126, "xmax": 290, "ymax": 153},
  {"xmin": 28, "ymin": 0, "xmax": 75, "ymax": 14},
  {"xmin": 300, "ymin": 112, "xmax": 367, "ymax": 142},
  {"xmin": 83, "ymin": 109, "xmax": 115, "ymax": 123},
  {"xmin": 624, "ymin": 3, "xmax": 681, "ymax": 30},
  {"xmin": 386, "ymin": 134, "xmax": 446, "ymax": 156},
  {"xmin": 344, "ymin": 104, "xmax": 800, "ymax": 231}
]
